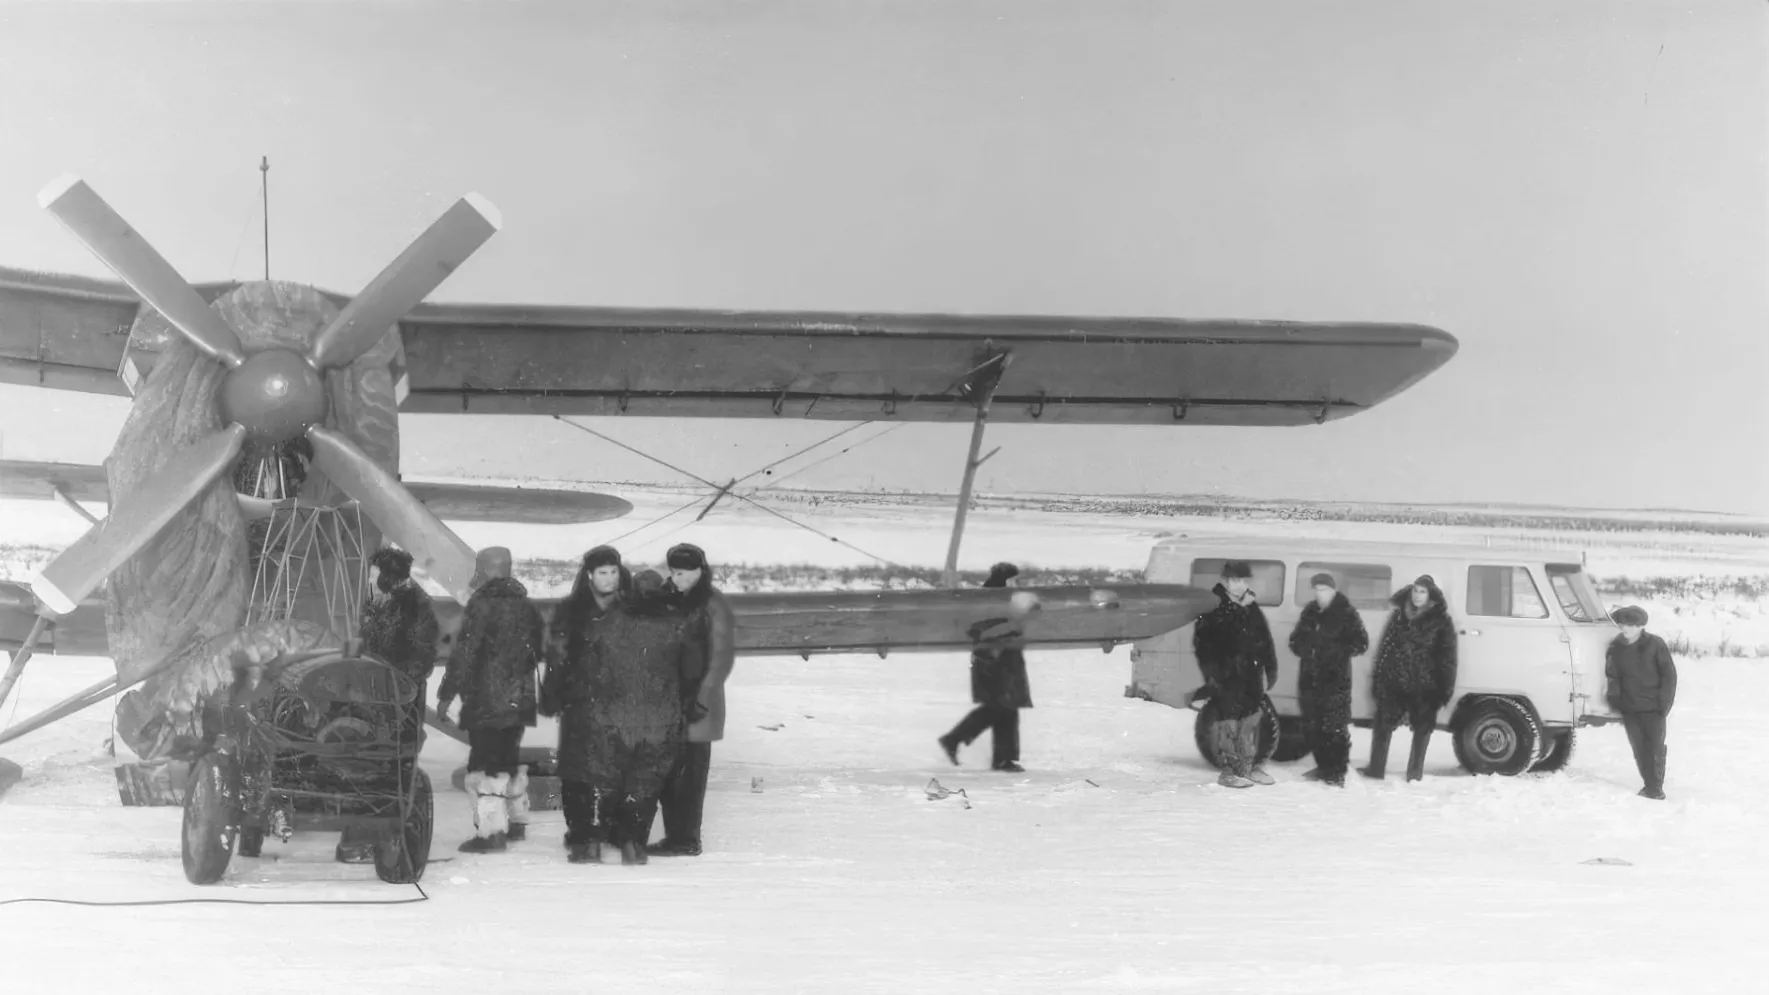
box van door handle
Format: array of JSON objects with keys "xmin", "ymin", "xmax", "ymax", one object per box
[
  {"xmin": 1558, "ymin": 633, "xmax": 1571, "ymax": 643},
  {"xmin": 1460, "ymin": 629, "xmax": 1481, "ymax": 637}
]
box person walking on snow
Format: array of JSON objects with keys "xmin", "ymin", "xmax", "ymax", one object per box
[
  {"xmin": 1362, "ymin": 575, "xmax": 1458, "ymax": 782},
  {"xmin": 1606, "ymin": 605, "xmax": 1677, "ymax": 800},
  {"xmin": 938, "ymin": 562, "xmax": 1035, "ymax": 773},
  {"xmin": 437, "ymin": 546, "xmax": 546, "ymax": 853},
  {"xmin": 648, "ymin": 543, "xmax": 736, "ymax": 858},
  {"xmin": 1288, "ymin": 573, "xmax": 1368, "ymax": 787},
  {"xmin": 539, "ymin": 545, "xmax": 632, "ymax": 862},
  {"xmin": 1190, "ymin": 560, "xmax": 1279, "ymax": 788}
]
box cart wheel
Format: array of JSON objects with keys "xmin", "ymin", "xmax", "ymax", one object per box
[
  {"xmin": 375, "ymin": 767, "xmax": 433, "ymax": 884},
  {"xmin": 182, "ymin": 753, "xmax": 240, "ymax": 885}
]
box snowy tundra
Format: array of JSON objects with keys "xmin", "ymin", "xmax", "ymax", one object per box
[{"xmin": 1, "ymin": 487, "xmax": 1766, "ymax": 995}]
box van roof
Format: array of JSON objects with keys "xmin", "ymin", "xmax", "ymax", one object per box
[{"xmin": 1150, "ymin": 534, "xmax": 1588, "ymax": 564}]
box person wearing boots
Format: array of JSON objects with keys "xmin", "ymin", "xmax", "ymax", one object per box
[
  {"xmin": 1605, "ymin": 605, "xmax": 1677, "ymax": 800},
  {"xmin": 1288, "ymin": 573, "xmax": 1368, "ymax": 787},
  {"xmin": 566, "ymin": 569, "xmax": 697, "ymax": 865},
  {"xmin": 938, "ymin": 562, "xmax": 1034, "ymax": 772},
  {"xmin": 437, "ymin": 546, "xmax": 546, "ymax": 853},
  {"xmin": 649, "ymin": 543, "xmax": 735, "ymax": 858},
  {"xmin": 1362, "ymin": 575, "xmax": 1458, "ymax": 782},
  {"xmin": 540, "ymin": 545, "xmax": 632, "ymax": 863},
  {"xmin": 336, "ymin": 546, "xmax": 442, "ymax": 863},
  {"xmin": 1190, "ymin": 560, "xmax": 1280, "ymax": 788}
]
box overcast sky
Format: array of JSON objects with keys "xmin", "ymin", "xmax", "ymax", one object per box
[{"xmin": 0, "ymin": 1, "xmax": 1762, "ymax": 517}]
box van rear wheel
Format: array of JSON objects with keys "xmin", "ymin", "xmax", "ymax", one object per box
[
  {"xmin": 1530, "ymin": 729, "xmax": 1575, "ymax": 773},
  {"xmin": 1451, "ymin": 697, "xmax": 1541, "ymax": 777}
]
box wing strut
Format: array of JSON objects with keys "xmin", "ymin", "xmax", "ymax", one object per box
[
  {"xmin": 940, "ymin": 352, "xmax": 1012, "ymax": 588},
  {"xmin": 0, "ymin": 616, "xmax": 50, "ymax": 718}
]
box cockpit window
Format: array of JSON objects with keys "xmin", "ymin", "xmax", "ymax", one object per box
[{"xmin": 1545, "ymin": 563, "xmax": 1607, "ymax": 623}]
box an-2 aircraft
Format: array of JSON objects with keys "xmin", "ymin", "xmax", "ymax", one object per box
[{"xmin": 0, "ymin": 174, "xmax": 1458, "ymax": 765}]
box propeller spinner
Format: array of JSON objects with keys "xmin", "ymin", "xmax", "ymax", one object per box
[{"xmin": 29, "ymin": 176, "xmax": 498, "ymax": 614}]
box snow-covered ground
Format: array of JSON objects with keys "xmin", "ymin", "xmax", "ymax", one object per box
[{"xmin": 2, "ymin": 490, "xmax": 1767, "ymax": 993}]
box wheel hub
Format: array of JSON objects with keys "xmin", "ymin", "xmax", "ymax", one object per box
[
  {"xmin": 221, "ymin": 348, "xmax": 328, "ymax": 441},
  {"xmin": 1476, "ymin": 720, "xmax": 1516, "ymax": 758}
]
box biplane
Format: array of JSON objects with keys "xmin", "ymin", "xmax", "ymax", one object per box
[{"xmin": 0, "ymin": 174, "xmax": 1458, "ymax": 768}]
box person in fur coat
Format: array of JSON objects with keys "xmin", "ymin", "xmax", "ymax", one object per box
[
  {"xmin": 336, "ymin": 546, "xmax": 441, "ymax": 863},
  {"xmin": 538, "ymin": 545, "xmax": 632, "ymax": 862},
  {"xmin": 1191, "ymin": 560, "xmax": 1279, "ymax": 788},
  {"xmin": 1362, "ymin": 574, "xmax": 1459, "ymax": 782},
  {"xmin": 557, "ymin": 569, "xmax": 696, "ymax": 864},
  {"xmin": 437, "ymin": 547, "xmax": 547, "ymax": 853},
  {"xmin": 938, "ymin": 562, "xmax": 1034, "ymax": 772},
  {"xmin": 1287, "ymin": 573, "xmax": 1369, "ymax": 787},
  {"xmin": 648, "ymin": 543, "xmax": 736, "ymax": 858}
]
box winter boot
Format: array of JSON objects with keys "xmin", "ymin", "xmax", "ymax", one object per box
[
  {"xmin": 1641, "ymin": 745, "xmax": 1667, "ymax": 800},
  {"xmin": 568, "ymin": 842, "xmax": 602, "ymax": 864},
  {"xmin": 1360, "ymin": 725, "xmax": 1393, "ymax": 780},
  {"xmin": 647, "ymin": 837, "xmax": 702, "ymax": 857},
  {"xmin": 1246, "ymin": 765, "xmax": 1276, "ymax": 786},
  {"xmin": 1217, "ymin": 771, "xmax": 1255, "ymax": 789},
  {"xmin": 1301, "ymin": 766, "xmax": 1325, "ymax": 781},
  {"xmin": 458, "ymin": 772, "xmax": 510, "ymax": 853},
  {"xmin": 504, "ymin": 765, "xmax": 531, "ymax": 842},
  {"xmin": 1405, "ymin": 728, "xmax": 1432, "ymax": 782},
  {"xmin": 992, "ymin": 761, "xmax": 1025, "ymax": 773},
  {"xmin": 937, "ymin": 734, "xmax": 960, "ymax": 766}
]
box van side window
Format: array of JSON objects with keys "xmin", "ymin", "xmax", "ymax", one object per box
[
  {"xmin": 1189, "ymin": 558, "xmax": 1286, "ymax": 607},
  {"xmin": 1294, "ymin": 562, "xmax": 1392, "ymax": 610},
  {"xmin": 1466, "ymin": 565, "xmax": 1549, "ymax": 619}
]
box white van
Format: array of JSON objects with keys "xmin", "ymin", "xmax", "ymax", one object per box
[{"xmin": 1126, "ymin": 536, "xmax": 1626, "ymax": 776}]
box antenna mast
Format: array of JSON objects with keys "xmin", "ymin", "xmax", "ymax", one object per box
[{"xmin": 260, "ymin": 156, "xmax": 270, "ymax": 280}]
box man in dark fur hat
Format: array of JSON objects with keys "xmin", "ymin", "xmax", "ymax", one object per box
[
  {"xmin": 938, "ymin": 562, "xmax": 1035, "ymax": 772},
  {"xmin": 337, "ymin": 546, "xmax": 441, "ymax": 863},
  {"xmin": 1288, "ymin": 573, "xmax": 1369, "ymax": 787},
  {"xmin": 557, "ymin": 568, "xmax": 696, "ymax": 864},
  {"xmin": 1605, "ymin": 605, "xmax": 1677, "ymax": 800},
  {"xmin": 1362, "ymin": 575, "xmax": 1458, "ymax": 781},
  {"xmin": 1192, "ymin": 560, "xmax": 1280, "ymax": 788},
  {"xmin": 438, "ymin": 546, "xmax": 547, "ymax": 853},
  {"xmin": 648, "ymin": 542, "xmax": 736, "ymax": 857},
  {"xmin": 540, "ymin": 545, "xmax": 632, "ymax": 861}
]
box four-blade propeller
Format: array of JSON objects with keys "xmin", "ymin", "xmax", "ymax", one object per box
[{"xmin": 29, "ymin": 176, "xmax": 497, "ymax": 614}]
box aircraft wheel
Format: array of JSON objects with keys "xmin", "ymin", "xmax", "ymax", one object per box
[
  {"xmin": 375, "ymin": 766, "xmax": 433, "ymax": 884},
  {"xmin": 1192, "ymin": 696, "xmax": 1283, "ymax": 769},
  {"xmin": 1271, "ymin": 714, "xmax": 1312, "ymax": 763}
]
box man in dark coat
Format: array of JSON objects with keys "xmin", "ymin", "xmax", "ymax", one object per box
[
  {"xmin": 559, "ymin": 569, "xmax": 696, "ymax": 865},
  {"xmin": 1606, "ymin": 605, "xmax": 1677, "ymax": 800},
  {"xmin": 1362, "ymin": 575, "xmax": 1458, "ymax": 782},
  {"xmin": 437, "ymin": 546, "xmax": 546, "ymax": 853},
  {"xmin": 938, "ymin": 562, "xmax": 1035, "ymax": 772},
  {"xmin": 1288, "ymin": 573, "xmax": 1369, "ymax": 787},
  {"xmin": 648, "ymin": 543, "xmax": 736, "ymax": 858},
  {"xmin": 336, "ymin": 546, "xmax": 441, "ymax": 863},
  {"xmin": 1191, "ymin": 560, "xmax": 1279, "ymax": 788},
  {"xmin": 539, "ymin": 545, "xmax": 631, "ymax": 862}
]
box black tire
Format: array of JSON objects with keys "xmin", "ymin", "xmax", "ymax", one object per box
[
  {"xmin": 1193, "ymin": 696, "xmax": 1282, "ymax": 769},
  {"xmin": 1451, "ymin": 697, "xmax": 1542, "ymax": 777},
  {"xmin": 1530, "ymin": 729, "xmax": 1576, "ymax": 773},
  {"xmin": 1271, "ymin": 715, "xmax": 1312, "ymax": 763},
  {"xmin": 181, "ymin": 753, "xmax": 240, "ymax": 885},
  {"xmin": 374, "ymin": 766, "xmax": 433, "ymax": 884}
]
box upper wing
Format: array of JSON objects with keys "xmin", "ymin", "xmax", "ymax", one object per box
[{"xmin": 2, "ymin": 265, "xmax": 1457, "ymax": 425}]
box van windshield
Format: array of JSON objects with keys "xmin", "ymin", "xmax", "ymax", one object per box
[{"xmin": 1545, "ymin": 564, "xmax": 1607, "ymax": 623}]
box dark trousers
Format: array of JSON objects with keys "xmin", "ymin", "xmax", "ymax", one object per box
[
  {"xmin": 1367, "ymin": 700, "xmax": 1437, "ymax": 780},
  {"xmin": 949, "ymin": 704, "xmax": 1020, "ymax": 767},
  {"xmin": 658, "ymin": 741, "xmax": 712, "ymax": 844},
  {"xmin": 1621, "ymin": 711, "xmax": 1668, "ymax": 791},
  {"xmin": 1304, "ymin": 714, "xmax": 1352, "ymax": 781},
  {"xmin": 467, "ymin": 726, "xmax": 525, "ymax": 776},
  {"xmin": 561, "ymin": 781, "xmax": 603, "ymax": 846}
]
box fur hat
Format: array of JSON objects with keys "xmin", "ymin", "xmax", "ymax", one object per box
[
  {"xmin": 1220, "ymin": 560, "xmax": 1253, "ymax": 580},
  {"xmin": 583, "ymin": 545, "xmax": 621, "ymax": 571},
  {"xmin": 1611, "ymin": 605, "xmax": 1648, "ymax": 626},
  {"xmin": 1413, "ymin": 574, "xmax": 1436, "ymax": 589},
  {"xmin": 369, "ymin": 546, "xmax": 414, "ymax": 585},
  {"xmin": 984, "ymin": 562, "xmax": 1020, "ymax": 588},
  {"xmin": 1309, "ymin": 572, "xmax": 1336, "ymax": 589},
  {"xmin": 666, "ymin": 543, "xmax": 707, "ymax": 571},
  {"xmin": 470, "ymin": 546, "xmax": 513, "ymax": 589}
]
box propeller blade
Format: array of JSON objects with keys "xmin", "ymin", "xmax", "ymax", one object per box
[
  {"xmin": 305, "ymin": 425, "xmax": 479, "ymax": 603},
  {"xmin": 308, "ymin": 194, "xmax": 501, "ymax": 372},
  {"xmin": 30, "ymin": 424, "xmax": 247, "ymax": 615},
  {"xmin": 38, "ymin": 174, "xmax": 247, "ymax": 369}
]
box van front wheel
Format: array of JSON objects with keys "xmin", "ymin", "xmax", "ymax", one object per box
[{"xmin": 1451, "ymin": 697, "xmax": 1541, "ymax": 777}]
